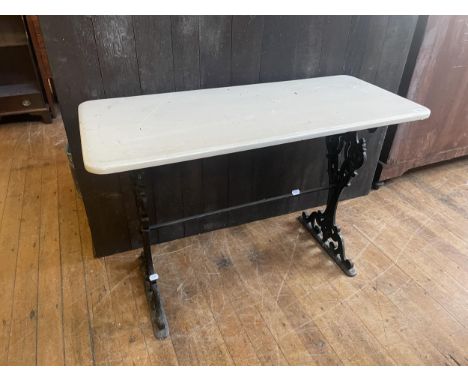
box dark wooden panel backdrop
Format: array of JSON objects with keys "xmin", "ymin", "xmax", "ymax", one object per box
[{"xmin": 40, "ymin": 16, "xmax": 418, "ymax": 256}]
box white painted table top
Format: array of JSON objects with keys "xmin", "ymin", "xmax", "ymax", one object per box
[{"xmin": 78, "ymin": 75, "xmax": 430, "ymax": 174}]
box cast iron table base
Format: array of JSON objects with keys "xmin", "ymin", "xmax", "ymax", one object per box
[
  {"xmin": 299, "ymin": 131, "xmax": 367, "ymax": 277},
  {"xmin": 131, "ymin": 130, "xmax": 368, "ymax": 338}
]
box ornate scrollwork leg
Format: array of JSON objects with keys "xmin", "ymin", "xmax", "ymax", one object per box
[
  {"xmin": 298, "ymin": 131, "xmax": 367, "ymax": 277},
  {"xmin": 131, "ymin": 170, "xmax": 169, "ymax": 339}
]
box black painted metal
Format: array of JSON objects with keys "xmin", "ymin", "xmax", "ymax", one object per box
[
  {"xmin": 149, "ymin": 184, "xmax": 333, "ymax": 230},
  {"xmin": 130, "ymin": 170, "xmax": 169, "ymax": 339},
  {"xmin": 299, "ymin": 131, "xmax": 367, "ymax": 277},
  {"xmin": 136, "ymin": 130, "xmax": 369, "ymax": 335}
]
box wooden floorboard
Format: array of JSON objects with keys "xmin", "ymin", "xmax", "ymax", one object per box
[
  {"xmin": 0, "ymin": 117, "xmax": 467, "ymax": 365},
  {"xmin": 0, "ymin": 124, "xmax": 31, "ymax": 365},
  {"xmin": 7, "ymin": 125, "xmax": 43, "ymax": 365},
  {"xmin": 57, "ymin": 141, "xmax": 94, "ymax": 365}
]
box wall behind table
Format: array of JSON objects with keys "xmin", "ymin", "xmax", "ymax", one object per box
[{"xmin": 40, "ymin": 16, "xmax": 418, "ymax": 257}]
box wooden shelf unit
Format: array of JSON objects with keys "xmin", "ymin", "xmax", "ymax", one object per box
[{"xmin": 0, "ymin": 16, "xmax": 53, "ymax": 123}]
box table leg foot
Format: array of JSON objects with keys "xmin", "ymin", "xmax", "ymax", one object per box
[
  {"xmin": 139, "ymin": 253, "xmax": 169, "ymax": 339},
  {"xmin": 372, "ymin": 180, "xmax": 385, "ymax": 190},
  {"xmin": 298, "ymin": 212, "xmax": 356, "ymax": 277}
]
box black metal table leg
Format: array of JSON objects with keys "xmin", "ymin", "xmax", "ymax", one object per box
[
  {"xmin": 131, "ymin": 170, "xmax": 169, "ymax": 339},
  {"xmin": 298, "ymin": 131, "xmax": 367, "ymax": 277}
]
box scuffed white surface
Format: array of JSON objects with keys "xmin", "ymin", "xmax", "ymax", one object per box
[{"xmin": 78, "ymin": 75, "xmax": 430, "ymax": 174}]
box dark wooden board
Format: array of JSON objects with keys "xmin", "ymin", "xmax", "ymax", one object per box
[
  {"xmin": 40, "ymin": 15, "xmax": 420, "ymax": 257},
  {"xmin": 75, "ymin": 169, "xmax": 132, "ymax": 255},
  {"xmin": 256, "ymin": 16, "xmax": 309, "ymax": 218},
  {"xmin": 91, "ymin": 16, "xmax": 143, "ymax": 251},
  {"xmin": 91, "ymin": 16, "xmax": 141, "ymax": 98},
  {"xmin": 41, "ymin": 16, "xmax": 132, "ymax": 255},
  {"xmin": 231, "ymin": 16, "xmax": 264, "ymax": 86},
  {"xmin": 133, "ymin": 16, "xmax": 174, "ymax": 94},
  {"xmin": 171, "ymin": 16, "xmax": 200, "ymax": 91},
  {"xmin": 344, "ymin": 16, "xmax": 372, "ymax": 77},
  {"xmin": 132, "ymin": 16, "xmax": 186, "ymax": 241},
  {"xmin": 151, "ymin": 164, "xmax": 185, "ymax": 242},
  {"xmin": 260, "ymin": 16, "xmax": 298, "ymax": 83},
  {"xmin": 198, "ymin": 16, "xmax": 232, "ymax": 231},
  {"xmin": 169, "ymin": 16, "xmax": 203, "ymax": 236},
  {"xmin": 292, "ymin": 16, "xmax": 325, "ymax": 79},
  {"xmin": 319, "ymin": 16, "xmax": 353, "ymax": 76},
  {"xmin": 359, "ymin": 16, "xmax": 390, "ymax": 84},
  {"xmin": 228, "ymin": 16, "xmax": 264, "ymax": 225},
  {"xmin": 40, "ymin": 16, "xmax": 104, "ymax": 167},
  {"xmin": 374, "ymin": 16, "xmax": 418, "ymax": 92}
]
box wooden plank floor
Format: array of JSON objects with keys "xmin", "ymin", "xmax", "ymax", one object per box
[{"xmin": 0, "ymin": 117, "xmax": 467, "ymax": 365}]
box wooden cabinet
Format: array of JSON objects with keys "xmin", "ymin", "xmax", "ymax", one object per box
[
  {"xmin": 377, "ymin": 16, "xmax": 468, "ymax": 181},
  {"xmin": 0, "ymin": 16, "xmax": 54, "ymax": 122}
]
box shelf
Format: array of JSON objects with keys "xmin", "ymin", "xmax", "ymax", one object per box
[
  {"xmin": 0, "ymin": 42, "xmax": 28, "ymax": 48},
  {"xmin": 0, "ymin": 82, "xmax": 40, "ymax": 97},
  {"xmin": 0, "ymin": 16, "xmax": 28, "ymax": 48}
]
